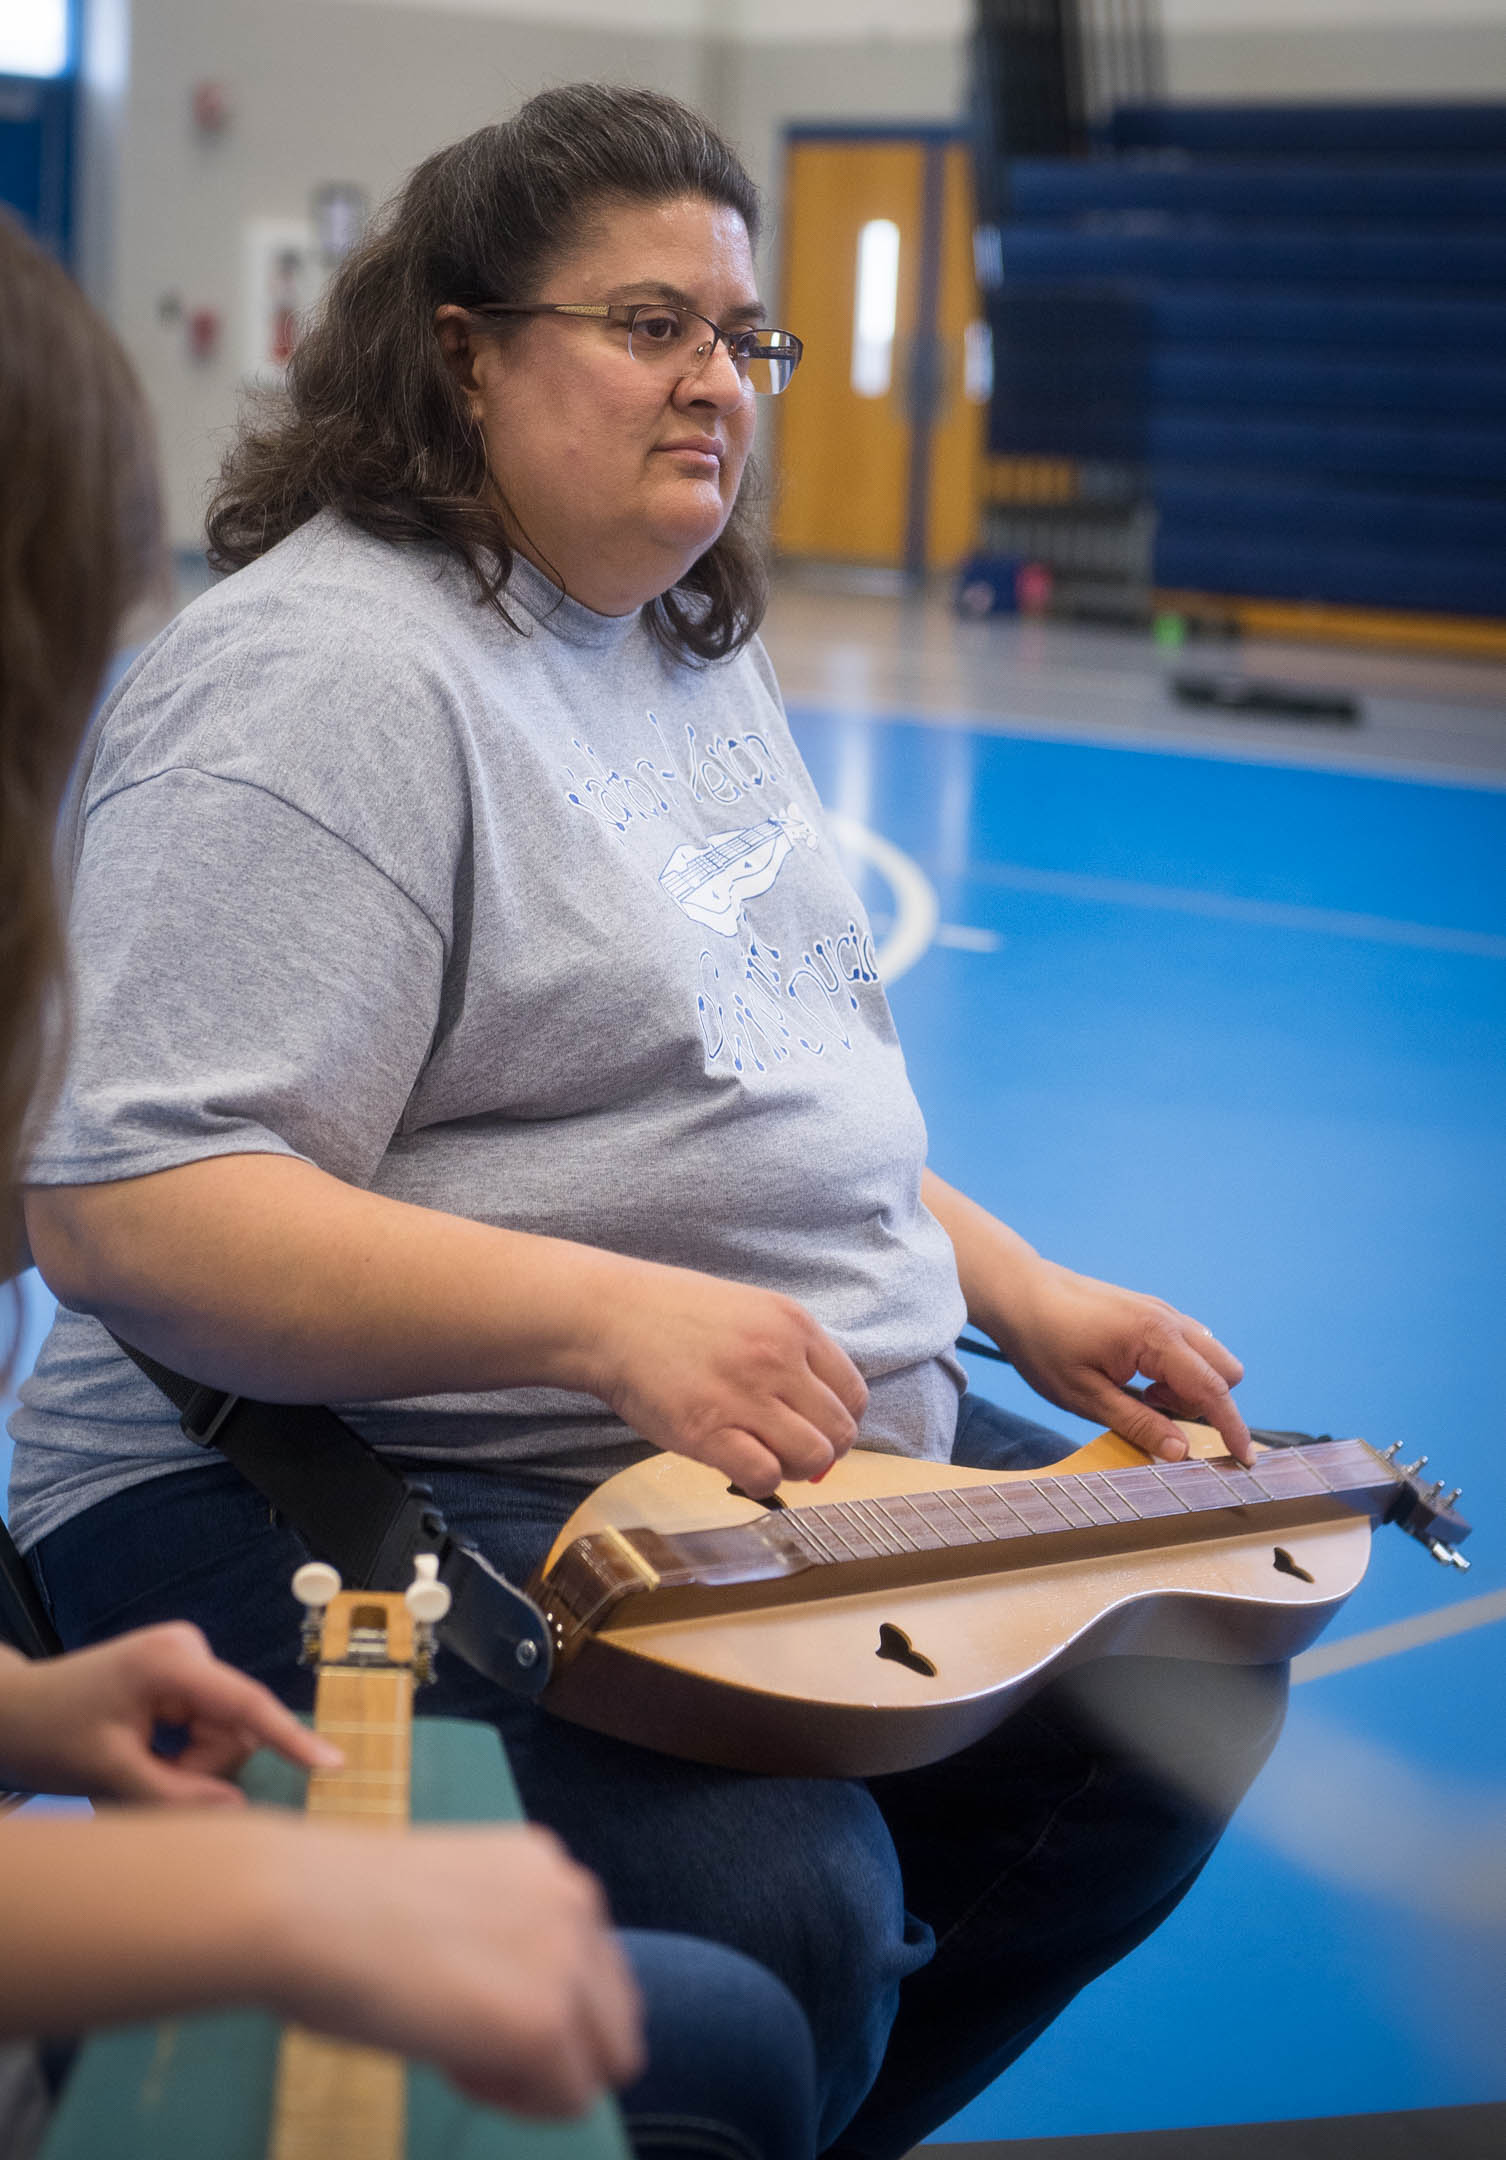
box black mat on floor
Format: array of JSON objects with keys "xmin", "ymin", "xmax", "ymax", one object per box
[{"xmin": 915, "ymin": 2100, "xmax": 1505, "ymax": 2160}]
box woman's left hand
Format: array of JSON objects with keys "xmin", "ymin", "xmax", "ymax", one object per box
[{"xmin": 992, "ymin": 1259, "xmax": 1252, "ymax": 1464}]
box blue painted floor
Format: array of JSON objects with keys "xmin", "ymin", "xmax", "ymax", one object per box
[{"xmin": 788, "ymin": 707, "xmax": 1506, "ymax": 2141}]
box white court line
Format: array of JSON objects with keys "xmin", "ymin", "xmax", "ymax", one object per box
[
  {"xmin": 935, "ymin": 923, "xmax": 1003, "ymax": 953},
  {"xmin": 825, "ymin": 812, "xmax": 939, "ymax": 984},
  {"xmin": 1293, "ymin": 1586, "xmax": 1506, "ymax": 1684},
  {"xmin": 969, "ymin": 859, "xmax": 1506, "ymax": 961},
  {"xmin": 789, "ymin": 696, "xmax": 1506, "ymax": 795}
]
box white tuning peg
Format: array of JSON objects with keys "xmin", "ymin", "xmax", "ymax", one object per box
[
  {"xmin": 405, "ymin": 1552, "xmax": 451, "ymax": 1626},
  {"xmin": 292, "ymin": 1561, "xmax": 342, "ymax": 1609}
]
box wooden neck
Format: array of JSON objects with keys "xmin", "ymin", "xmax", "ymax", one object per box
[
  {"xmin": 300, "ymin": 1657, "xmax": 413, "ymax": 1825},
  {"xmin": 269, "ymin": 1655, "xmax": 412, "ymax": 2160},
  {"xmin": 542, "ymin": 1437, "xmax": 1401, "ymax": 1644}
]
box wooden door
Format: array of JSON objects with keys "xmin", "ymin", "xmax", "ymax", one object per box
[
  {"xmin": 775, "ymin": 133, "xmax": 983, "ymax": 573},
  {"xmin": 927, "ymin": 143, "xmax": 988, "ymax": 568}
]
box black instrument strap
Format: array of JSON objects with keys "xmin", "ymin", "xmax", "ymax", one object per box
[
  {"xmin": 0, "ymin": 1523, "xmax": 63, "ymax": 1659},
  {"xmin": 107, "ymin": 1334, "xmax": 553, "ymax": 1695}
]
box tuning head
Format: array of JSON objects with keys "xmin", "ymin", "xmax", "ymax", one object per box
[{"xmin": 1373, "ymin": 1448, "xmax": 1473, "ymax": 1568}]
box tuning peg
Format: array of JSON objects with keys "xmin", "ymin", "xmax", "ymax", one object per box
[
  {"xmin": 1442, "ymin": 1487, "xmax": 1462, "ymax": 1509},
  {"xmin": 1381, "ymin": 1442, "xmax": 1404, "ymax": 1462},
  {"xmin": 405, "ymin": 1552, "xmax": 451, "ymax": 1626},
  {"xmin": 1427, "ymin": 1540, "xmax": 1471, "ymax": 1571},
  {"xmin": 1398, "ymin": 1456, "xmax": 1428, "ymax": 1478},
  {"xmin": 292, "ymin": 1561, "xmax": 342, "ymax": 1608}
]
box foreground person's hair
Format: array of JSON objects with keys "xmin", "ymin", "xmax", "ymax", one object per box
[
  {"xmin": 208, "ymin": 84, "xmax": 768, "ymax": 663},
  {"xmin": 0, "ymin": 213, "xmax": 160, "ymax": 1323}
]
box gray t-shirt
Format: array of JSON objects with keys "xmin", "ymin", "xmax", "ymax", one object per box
[{"xmin": 9, "ymin": 513, "xmax": 966, "ymax": 1549}]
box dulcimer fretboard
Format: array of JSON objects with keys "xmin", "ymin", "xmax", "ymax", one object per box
[
  {"xmin": 659, "ymin": 819, "xmax": 778, "ymax": 903},
  {"xmin": 269, "ymin": 1621, "xmax": 411, "ymax": 2160},
  {"xmin": 542, "ymin": 1438, "xmax": 1401, "ymax": 1648}
]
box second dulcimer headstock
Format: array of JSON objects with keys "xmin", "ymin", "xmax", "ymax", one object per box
[{"xmin": 291, "ymin": 1556, "xmax": 455, "ymax": 1683}]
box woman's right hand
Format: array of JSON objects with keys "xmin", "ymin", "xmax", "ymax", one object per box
[
  {"xmin": 266, "ymin": 1818, "xmax": 644, "ymax": 2116},
  {"xmin": 586, "ymin": 1259, "xmax": 868, "ymax": 1496}
]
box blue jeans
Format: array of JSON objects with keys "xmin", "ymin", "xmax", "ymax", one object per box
[
  {"xmin": 619, "ymin": 1934, "xmax": 817, "ymax": 2160},
  {"xmin": 30, "ymin": 1396, "xmax": 1287, "ymax": 2158}
]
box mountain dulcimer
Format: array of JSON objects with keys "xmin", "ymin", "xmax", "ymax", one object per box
[
  {"xmin": 40, "ymin": 1561, "xmax": 630, "ymax": 2160},
  {"xmin": 529, "ymin": 1423, "xmax": 1471, "ymax": 1777}
]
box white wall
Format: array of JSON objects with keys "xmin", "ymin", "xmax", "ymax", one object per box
[
  {"xmin": 1162, "ymin": 0, "xmax": 1506, "ymax": 22},
  {"xmin": 87, "ymin": 0, "xmax": 965, "ymax": 547},
  {"xmin": 83, "ymin": 0, "xmax": 1506, "ymax": 549},
  {"xmin": 328, "ymin": 0, "xmax": 706, "ymax": 28},
  {"xmin": 100, "ymin": 0, "xmax": 707, "ymax": 544},
  {"xmin": 327, "ymin": 0, "xmax": 968, "ymax": 36},
  {"xmin": 1159, "ymin": 0, "xmax": 1506, "ymax": 99}
]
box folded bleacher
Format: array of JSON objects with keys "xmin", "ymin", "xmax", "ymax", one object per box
[{"xmin": 981, "ymin": 103, "xmax": 1506, "ymax": 624}]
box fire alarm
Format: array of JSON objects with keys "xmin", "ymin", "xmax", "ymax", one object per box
[
  {"xmin": 187, "ymin": 307, "xmax": 222, "ymax": 362},
  {"xmin": 192, "ymin": 81, "xmax": 231, "ymax": 136}
]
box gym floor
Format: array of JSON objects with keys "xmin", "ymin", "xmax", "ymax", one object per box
[
  {"xmin": 766, "ymin": 574, "xmax": 1506, "ymax": 2148},
  {"xmin": 4, "ymin": 572, "xmax": 1503, "ymax": 2149}
]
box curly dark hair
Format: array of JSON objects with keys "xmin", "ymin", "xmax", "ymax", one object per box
[
  {"xmin": 0, "ymin": 211, "xmax": 160, "ymax": 1346},
  {"xmin": 207, "ymin": 83, "xmax": 768, "ymax": 663}
]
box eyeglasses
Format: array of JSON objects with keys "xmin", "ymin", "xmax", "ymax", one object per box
[{"xmin": 465, "ymin": 301, "xmax": 803, "ymax": 396}]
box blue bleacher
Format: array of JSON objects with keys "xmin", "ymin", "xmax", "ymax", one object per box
[
  {"xmin": 1153, "ymin": 533, "xmax": 1506, "ymax": 618},
  {"xmin": 999, "ymin": 226, "xmax": 1506, "ymax": 292},
  {"xmin": 1148, "ymin": 352, "xmax": 1506, "ymax": 421},
  {"xmin": 1007, "ymin": 160, "xmax": 1506, "ymax": 223},
  {"xmin": 1154, "ymin": 475, "xmax": 1506, "ymax": 554},
  {"xmin": 1147, "ymin": 289, "xmax": 1506, "ymax": 356},
  {"xmin": 1103, "ymin": 102, "xmax": 1506, "ymax": 159},
  {"xmin": 998, "ymin": 346, "xmax": 1506, "ymax": 420},
  {"xmin": 985, "ymin": 104, "xmax": 1506, "ymax": 620}
]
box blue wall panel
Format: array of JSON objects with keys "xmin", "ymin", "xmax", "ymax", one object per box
[{"xmin": 0, "ymin": 72, "xmax": 74, "ymax": 260}]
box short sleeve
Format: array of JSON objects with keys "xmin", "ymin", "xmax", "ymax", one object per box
[{"xmin": 27, "ymin": 768, "xmax": 445, "ymax": 1188}]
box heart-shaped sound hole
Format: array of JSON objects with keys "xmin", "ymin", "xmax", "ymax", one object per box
[{"xmin": 876, "ymin": 1622, "xmax": 937, "ymax": 1677}]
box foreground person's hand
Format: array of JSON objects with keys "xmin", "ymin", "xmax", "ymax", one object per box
[
  {"xmin": 0, "ymin": 1624, "xmax": 340, "ymax": 1803},
  {"xmin": 590, "ymin": 1258, "xmax": 868, "ymax": 1495},
  {"xmin": 991, "ymin": 1260, "xmax": 1253, "ymax": 1465},
  {"xmin": 0, "ymin": 1812, "xmax": 644, "ymax": 2118},
  {"xmin": 269, "ymin": 1819, "xmax": 645, "ymax": 2114}
]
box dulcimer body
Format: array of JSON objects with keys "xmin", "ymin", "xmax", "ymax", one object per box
[{"xmin": 530, "ymin": 1425, "xmax": 1406, "ymax": 1778}]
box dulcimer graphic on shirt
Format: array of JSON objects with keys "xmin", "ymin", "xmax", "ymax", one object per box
[
  {"xmin": 658, "ymin": 802, "xmax": 818, "ymax": 934},
  {"xmin": 528, "ymin": 1426, "xmax": 1471, "ymax": 1780}
]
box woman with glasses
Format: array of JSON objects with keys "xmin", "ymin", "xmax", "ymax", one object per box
[
  {"xmin": 14, "ymin": 84, "xmax": 1282, "ymax": 2160},
  {"xmin": 0, "ymin": 201, "xmax": 838, "ymax": 2160}
]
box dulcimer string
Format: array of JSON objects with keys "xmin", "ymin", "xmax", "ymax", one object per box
[{"xmin": 539, "ymin": 1438, "xmax": 1428, "ymax": 1646}]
